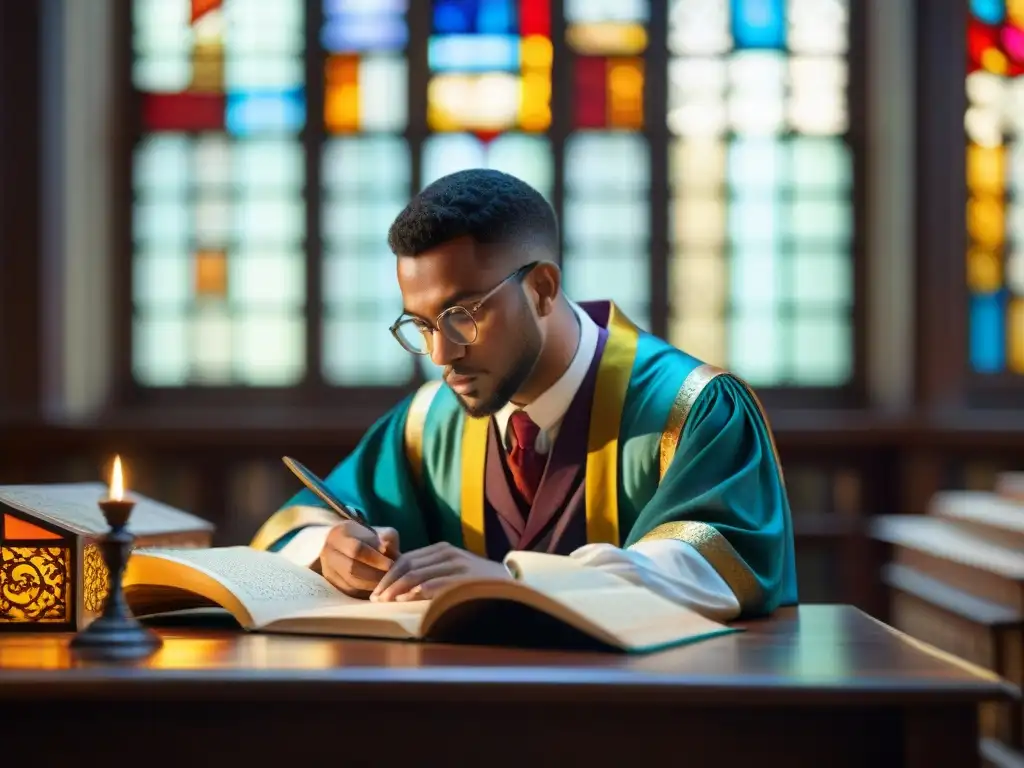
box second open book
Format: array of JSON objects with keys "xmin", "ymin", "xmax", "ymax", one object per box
[{"xmin": 123, "ymin": 545, "xmax": 738, "ymax": 653}]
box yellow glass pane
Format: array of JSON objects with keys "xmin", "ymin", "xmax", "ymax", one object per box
[
  {"xmin": 967, "ymin": 247, "xmax": 1004, "ymax": 292},
  {"xmin": 519, "ymin": 35, "xmax": 553, "ymax": 132},
  {"xmin": 427, "ymin": 74, "xmax": 519, "ymax": 131},
  {"xmin": 0, "ymin": 546, "xmax": 71, "ymax": 623},
  {"xmin": 981, "ymin": 48, "xmax": 1009, "ymax": 75},
  {"xmin": 325, "ymin": 54, "xmax": 360, "ymax": 132},
  {"xmin": 566, "ymin": 23, "xmax": 648, "ymax": 55},
  {"xmin": 190, "ymin": 41, "xmax": 224, "ymax": 92},
  {"xmin": 1009, "ymin": 299, "xmax": 1024, "ymax": 374},
  {"xmin": 519, "ymin": 72, "xmax": 552, "ymax": 131},
  {"xmin": 194, "ymin": 249, "xmax": 228, "ymax": 298},
  {"xmin": 670, "ymin": 138, "xmax": 726, "ymax": 193},
  {"xmin": 521, "ymin": 35, "xmax": 553, "ymax": 70},
  {"xmin": 670, "ymin": 251, "xmax": 727, "ymax": 317},
  {"xmin": 967, "ymin": 196, "xmax": 1006, "ymax": 248},
  {"xmin": 671, "ymin": 196, "xmax": 726, "ymax": 248},
  {"xmin": 967, "ymin": 144, "xmax": 1005, "ymax": 196},
  {"xmin": 669, "ymin": 316, "xmax": 726, "ymax": 369},
  {"xmin": 607, "ymin": 58, "xmax": 644, "ymax": 129},
  {"xmin": 1010, "ymin": 0, "xmax": 1024, "ymax": 24},
  {"xmin": 2, "ymin": 513, "xmax": 62, "ymax": 540}
]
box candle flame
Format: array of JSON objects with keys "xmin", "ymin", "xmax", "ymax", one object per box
[{"xmin": 110, "ymin": 455, "xmax": 124, "ymax": 501}]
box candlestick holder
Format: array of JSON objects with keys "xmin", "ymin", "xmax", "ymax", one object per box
[{"xmin": 70, "ymin": 497, "xmax": 162, "ymax": 660}]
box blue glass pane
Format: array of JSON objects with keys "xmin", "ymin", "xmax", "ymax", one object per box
[
  {"xmin": 324, "ymin": 0, "xmax": 408, "ymax": 13},
  {"xmin": 321, "ymin": 17, "xmax": 408, "ymax": 52},
  {"xmin": 970, "ymin": 292, "xmax": 1006, "ymax": 372},
  {"xmin": 477, "ymin": 0, "xmax": 516, "ymax": 33},
  {"xmin": 434, "ymin": 0, "xmax": 478, "ymax": 33},
  {"xmin": 428, "ymin": 34, "xmax": 519, "ymax": 71},
  {"xmin": 731, "ymin": 0, "xmax": 786, "ymax": 50},
  {"xmin": 970, "ymin": 0, "xmax": 1005, "ymax": 24},
  {"xmin": 226, "ymin": 90, "xmax": 305, "ymax": 135}
]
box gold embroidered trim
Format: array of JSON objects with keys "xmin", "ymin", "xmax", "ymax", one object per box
[
  {"xmin": 659, "ymin": 364, "xmax": 727, "ymax": 478},
  {"xmin": 403, "ymin": 380, "xmax": 442, "ymax": 486},
  {"xmin": 585, "ymin": 301, "xmax": 639, "ymax": 546},
  {"xmin": 249, "ymin": 505, "xmax": 341, "ymax": 551},
  {"xmin": 638, "ymin": 521, "xmax": 763, "ymax": 611}
]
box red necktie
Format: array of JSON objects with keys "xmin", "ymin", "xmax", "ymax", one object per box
[{"xmin": 507, "ymin": 410, "xmax": 545, "ymax": 506}]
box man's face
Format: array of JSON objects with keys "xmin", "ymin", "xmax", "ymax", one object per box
[{"xmin": 396, "ymin": 236, "xmax": 543, "ymax": 417}]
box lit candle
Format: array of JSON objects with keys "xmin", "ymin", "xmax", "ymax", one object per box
[{"xmin": 109, "ymin": 455, "xmax": 124, "ymax": 501}]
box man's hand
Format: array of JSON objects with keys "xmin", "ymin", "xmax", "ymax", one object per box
[
  {"xmin": 318, "ymin": 521, "xmax": 400, "ymax": 598},
  {"xmin": 370, "ymin": 542, "xmax": 511, "ymax": 603}
]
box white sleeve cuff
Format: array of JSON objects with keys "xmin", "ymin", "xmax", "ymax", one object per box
[
  {"xmin": 567, "ymin": 539, "xmax": 741, "ymax": 621},
  {"xmin": 275, "ymin": 525, "xmax": 332, "ymax": 568}
]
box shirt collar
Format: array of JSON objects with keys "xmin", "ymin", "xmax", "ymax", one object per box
[{"xmin": 494, "ymin": 301, "xmax": 599, "ymax": 447}]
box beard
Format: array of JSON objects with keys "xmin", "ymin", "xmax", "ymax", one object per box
[{"xmin": 455, "ymin": 310, "xmax": 543, "ymax": 419}]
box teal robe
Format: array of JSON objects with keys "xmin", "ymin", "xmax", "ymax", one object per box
[{"xmin": 252, "ymin": 301, "xmax": 798, "ymax": 616}]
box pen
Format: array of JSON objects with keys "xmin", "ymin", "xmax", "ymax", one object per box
[{"xmin": 282, "ymin": 456, "xmax": 380, "ymax": 539}]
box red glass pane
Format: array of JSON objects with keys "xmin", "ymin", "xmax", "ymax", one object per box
[
  {"xmin": 472, "ymin": 130, "xmax": 504, "ymax": 143},
  {"xmin": 520, "ymin": 0, "xmax": 550, "ymax": 37},
  {"xmin": 191, "ymin": 0, "xmax": 222, "ymax": 24},
  {"xmin": 574, "ymin": 57, "xmax": 607, "ymax": 128},
  {"xmin": 142, "ymin": 93, "xmax": 226, "ymax": 131},
  {"xmin": 968, "ymin": 20, "xmax": 1000, "ymax": 69}
]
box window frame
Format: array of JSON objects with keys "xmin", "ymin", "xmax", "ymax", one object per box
[{"xmin": 112, "ymin": 0, "xmax": 870, "ymax": 418}]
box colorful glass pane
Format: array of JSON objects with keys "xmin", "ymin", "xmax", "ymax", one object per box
[
  {"xmin": 131, "ymin": 0, "xmax": 307, "ymax": 386},
  {"xmin": 323, "ymin": 0, "xmax": 408, "ymax": 133},
  {"xmin": 560, "ymin": 3, "xmax": 650, "ymax": 329},
  {"xmin": 967, "ymin": 0, "xmax": 1024, "ymax": 373},
  {"xmin": 666, "ymin": 0, "xmax": 853, "ymax": 386},
  {"xmin": 427, "ymin": 0, "xmax": 553, "ymax": 134}
]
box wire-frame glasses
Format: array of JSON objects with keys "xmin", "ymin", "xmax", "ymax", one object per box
[{"xmin": 389, "ymin": 262, "xmax": 538, "ymax": 356}]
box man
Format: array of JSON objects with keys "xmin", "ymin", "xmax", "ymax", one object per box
[{"xmin": 250, "ymin": 169, "xmax": 797, "ymax": 621}]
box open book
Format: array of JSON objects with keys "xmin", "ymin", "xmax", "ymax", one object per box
[{"xmin": 123, "ymin": 546, "xmax": 738, "ymax": 653}]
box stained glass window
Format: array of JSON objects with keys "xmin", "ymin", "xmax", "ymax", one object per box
[
  {"xmin": 561, "ymin": 1, "xmax": 651, "ymax": 330},
  {"xmin": 131, "ymin": 0, "xmax": 307, "ymax": 386},
  {"xmin": 321, "ymin": 1, "xmax": 414, "ymax": 385},
  {"xmin": 127, "ymin": 0, "xmax": 863, "ymax": 396},
  {"xmin": 966, "ymin": 0, "xmax": 1024, "ymax": 374},
  {"xmin": 666, "ymin": 0, "xmax": 853, "ymax": 386}
]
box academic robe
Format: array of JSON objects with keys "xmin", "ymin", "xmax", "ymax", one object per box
[{"xmin": 251, "ymin": 301, "xmax": 798, "ymax": 617}]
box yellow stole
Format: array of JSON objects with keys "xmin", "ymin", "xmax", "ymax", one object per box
[{"xmin": 459, "ymin": 303, "xmax": 639, "ymax": 556}]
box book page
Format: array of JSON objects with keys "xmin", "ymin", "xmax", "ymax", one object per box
[
  {"xmin": 0, "ymin": 482, "xmax": 213, "ymax": 536},
  {"xmin": 504, "ymin": 550, "xmax": 632, "ymax": 593},
  {"xmin": 499, "ymin": 550, "xmax": 733, "ymax": 651},
  {"xmin": 134, "ymin": 546, "xmax": 357, "ymax": 627}
]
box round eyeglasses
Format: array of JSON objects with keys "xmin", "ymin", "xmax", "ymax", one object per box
[{"xmin": 389, "ymin": 262, "xmax": 538, "ymax": 356}]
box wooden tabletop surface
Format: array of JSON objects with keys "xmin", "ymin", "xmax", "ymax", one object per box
[{"xmin": 0, "ymin": 605, "xmax": 1014, "ymax": 706}]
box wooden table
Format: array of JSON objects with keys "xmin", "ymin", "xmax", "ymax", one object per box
[{"xmin": 0, "ymin": 605, "xmax": 1014, "ymax": 767}]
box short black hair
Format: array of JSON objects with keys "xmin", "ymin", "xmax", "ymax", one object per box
[{"xmin": 387, "ymin": 168, "xmax": 558, "ymax": 258}]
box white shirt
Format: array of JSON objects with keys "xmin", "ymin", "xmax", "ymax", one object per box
[{"xmin": 281, "ymin": 302, "xmax": 740, "ymax": 621}]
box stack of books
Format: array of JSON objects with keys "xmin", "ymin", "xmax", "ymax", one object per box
[{"xmin": 872, "ymin": 475, "xmax": 1024, "ymax": 767}]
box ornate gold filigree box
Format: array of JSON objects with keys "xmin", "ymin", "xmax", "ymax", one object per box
[{"xmin": 0, "ymin": 482, "xmax": 214, "ymax": 632}]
